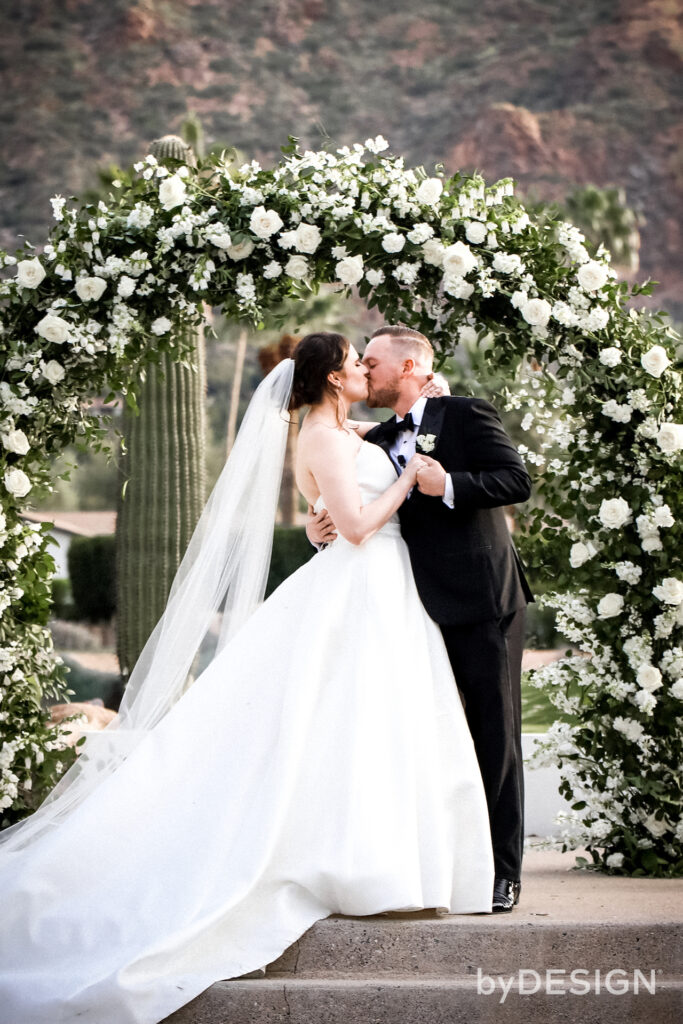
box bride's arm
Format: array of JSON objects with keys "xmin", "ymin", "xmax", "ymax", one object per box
[{"xmin": 303, "ymin": 432, "xmax": 422, "ymax": 546}]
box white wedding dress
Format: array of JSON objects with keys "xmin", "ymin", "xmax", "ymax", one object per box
[{"xmin": 0, "ymin": 440, "xmax": 493, "ymax": 1024}]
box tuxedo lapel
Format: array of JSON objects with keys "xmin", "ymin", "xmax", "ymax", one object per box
[
  {"xmin": 415, "ymin": 398, "xmax": 447, "ymax": 456},
  {"xmin": 368, "ymin": 417, "xmax": 401, "ymax": 477}
]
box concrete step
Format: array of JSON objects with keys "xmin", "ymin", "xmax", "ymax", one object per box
[
  {"xmin": 163, "ymin": 850, "xmax": 683, "ymax": 1024},
  {"xmin": 264, "ymin": 915, "xmax": 680, "ymax": 977},
  {"xmin": 165, "ymin": 974, "xmax": 681, "ymax": 1024}
]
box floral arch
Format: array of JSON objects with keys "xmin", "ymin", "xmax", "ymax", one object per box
[{"xmin": 0, "ymin": 136, "xmax": 681, "ymax": 875}]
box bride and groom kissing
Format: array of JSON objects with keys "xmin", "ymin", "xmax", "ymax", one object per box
[
  {"xmin": 304, "ymin": 324, "xmax": 534, "ymax": 914},
  {"xmin": 0, "ymin": 324, "xmax": 534, "ymax": 1024}
]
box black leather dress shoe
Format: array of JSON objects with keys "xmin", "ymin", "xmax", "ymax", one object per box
[{"xmin": 492, "ymin": 877, "xmax": 521, "ymax": 913}]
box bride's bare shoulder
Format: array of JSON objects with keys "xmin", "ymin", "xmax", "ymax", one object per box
[{"xmin": 298, "ymin": 421, "xmax": 359, "ymax": 462}]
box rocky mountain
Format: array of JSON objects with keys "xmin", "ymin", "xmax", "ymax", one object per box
[{"xmin": 1, "ymin": 0, "xmax": 681, "ymax": 313}]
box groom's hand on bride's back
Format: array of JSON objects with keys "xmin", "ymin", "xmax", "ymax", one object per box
[{"xmin": 306, "ymin": 506, "xmax": 338, "ymax": 548}]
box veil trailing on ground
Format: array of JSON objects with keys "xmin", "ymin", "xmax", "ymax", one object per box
[{"xmin": 0, "ymin": 358, "xmax": 295, "ymax": 852}]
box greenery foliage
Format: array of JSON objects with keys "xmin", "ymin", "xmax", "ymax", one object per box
[
  {"xmin": 67, "ymin": 535, "xmax": 116, "ymax": 623},
  {"xmin": 0, "ymin": 136, "xmax": 681, "ymax": 876}
]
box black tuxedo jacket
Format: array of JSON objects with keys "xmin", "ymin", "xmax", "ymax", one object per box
[{"xmin": 365, "ymin": 396, "xmax": 534, "ymax": 625}]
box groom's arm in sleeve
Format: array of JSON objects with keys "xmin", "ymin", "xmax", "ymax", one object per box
[{"xmin": 447, "ymin": 398, "xmax": 531, "ymax": 512}]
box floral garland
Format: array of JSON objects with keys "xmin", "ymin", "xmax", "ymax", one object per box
[{"xmin": 0, "ymin": 136, "xmax": 681, "ymax": 874}]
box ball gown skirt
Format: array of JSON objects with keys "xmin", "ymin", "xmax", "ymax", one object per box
[{"xmin": 0, "ymin": 441, "xmax": 494, "ymax": 1024}]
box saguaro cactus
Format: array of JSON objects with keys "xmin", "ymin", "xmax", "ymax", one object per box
[{"xmin": 116, "ymin": 135, "xmax": 207, "ymax": 678}]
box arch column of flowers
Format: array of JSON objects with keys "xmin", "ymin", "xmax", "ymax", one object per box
[{"xmin": 0, "ymin": 136, "xmax": 681, "ymax": 874}]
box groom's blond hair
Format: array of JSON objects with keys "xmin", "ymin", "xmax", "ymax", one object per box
[{"xmin": 369, "ymin": 324, "xmax": 434, "ymax": 370}]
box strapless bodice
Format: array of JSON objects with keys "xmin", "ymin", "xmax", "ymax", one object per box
[{"xmin": 313, "ymin": 440, "xmax": 401, "ymax": 539}]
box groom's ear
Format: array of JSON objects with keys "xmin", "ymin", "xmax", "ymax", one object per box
[{"xmin": 400, "ymin": 357, "xmax": 417, "ymax": 377}]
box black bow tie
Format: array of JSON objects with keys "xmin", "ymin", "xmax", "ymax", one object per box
[{"xmin": 382, "ymin": 411, "xmax": 415, "ymax": 441}]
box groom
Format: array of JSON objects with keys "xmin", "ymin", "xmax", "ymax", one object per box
[{"xmin": 308, "ymin": 324, "xmax": 533, "ymax": 913}]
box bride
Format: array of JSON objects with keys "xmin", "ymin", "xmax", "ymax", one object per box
[{"xmin": 0, "ymin": 331, "xmax": 494, "ymax": 1024}]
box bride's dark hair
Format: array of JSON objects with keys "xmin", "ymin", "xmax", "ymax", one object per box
[{"xmin": 290, "ymin": 332, "xmax": 349, "ymax": 411}]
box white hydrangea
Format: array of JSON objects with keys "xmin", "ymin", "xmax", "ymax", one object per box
[
  {"xmin": 613, "ymin": 716, "xmax": 644, "ymax": 742},
  {"xmin": 392, "ymin": 262, "xmax": 420, "ymax": 286},
  {"xmin": 492, "ymin": 252, "xmax": 524, "ymax": 275},
  {"xmin": 615, "ymin": 562, "xmax": 642, "ymax": 585},
  {"xmin": 204, "ymin": 224, "xmax": 233, "ymax": 250},
  {"xmin": 262, "ymin": 261, "xmax": 282, "ymax": 280},
  {"xmin": 151, "ymin": 317, "xmax": 172, "ymax": 336},
  {"xmin": 599, "ymin": 347, "xmax": 622, "ymax": 367},
  {"xmin": 365, "ymin": 268, "xmax": 385, "ymax": 287},
  {"xmin": 381, "ymin": 232, "xmax": 405, "ymax": 254},
  {"xmin": 602, "ymin": 400, "xmax": 632, "ymax": 423},
  {"xmin": 422, "ymin": 239, "xmax": 445, "ymax": 267},
  {"xmin": 443, "ymin": 275, "xmax": 474, "ymax": 300},
  {"xmin": 406, "ymin": 223, "xmax": 433, "ymax": 245}
]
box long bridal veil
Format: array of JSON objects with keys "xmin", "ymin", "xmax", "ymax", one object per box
[{"xmin": 0, "ymin": 358, "xmax": 295, "ymax": 852}]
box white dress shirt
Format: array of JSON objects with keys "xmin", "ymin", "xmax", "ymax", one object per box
[{"xmin": 388, "ymin": 397, "xmax": 455, "ymax": 508}]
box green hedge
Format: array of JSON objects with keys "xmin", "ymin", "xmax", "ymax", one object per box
[
  {"xmin": 266, "ymin": 526, "xmax": 316, "ymax": 596},
  {"xmin": 67, "ymin": 534, "xmax": 116, "ymax": 622}
]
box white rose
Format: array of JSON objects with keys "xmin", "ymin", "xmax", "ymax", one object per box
[
  {"xmin": 151, "ymin": 317, "xmax": 172, "ymax": 336},
  {"xmin": 285, "ymin": 255, "xmax": 309, "ymax": 280},
  {"xmin": 35, "ymin": 313, "xmax": 70, "ymax": 344},
  {"xmin": 4, "ymin": 468, "xmax": 31, "ymax": 498},
  {"xmin": 43, "ymin": 360, "xmax": 65, "ymax": 384},
  {"xmin": 74, "ymin": 276, "xmax": 107, "ymax": 302},
  {"xmin": 520, "ymin": 297, "xmax": 552, "ymax": 328},
  {"xmin": 653, "ymin": 504, "xmax": 674, "ymax": 528},
  {"xmin": 335, "ymin": 255, "xmax": 364, "ymax": 286},
  {"xmin": 227, "ymin": 239, "xmax": 255, "ymax": 261},
  {"xmin": 643, "ymin": 813, "xmax": 668, "ymax": 838},
  {"xmin": 606, "ymin": 852, "xmax": 624, "ymax": 869},
  {"xmin": 641, "ymin": 534, "xmax": 663, "ymax": 553},
  {"xmin": 415, "ymin": 178, "xmax": 443, "ymax": 205},
  {"xmin": 16, "ymin": 257, "xmax": 46, "ymax": 289},
  {"xmin": 443, "ymin": 275, "xmax": 474, "ymax": 300},
  {"xmin": 382, "ymin": 232, "xmax": 405, "ymax": 254},
  {"xmin": 294, "ymin": 222, "xmax": 321, "ymax": 254},
  {"xmin": 262, "ymin": 261, "xmax": 282, "ymax": 280},
  {"xmin": 158, "ymin": 174, "xmax": 187, "ymax": 211},
  {"xmin": 249, "ymin": 206, "xmax": 284, "ymax": 240},
  {"xmin": 570, "ymin": 541, "xmax": 597, "ymax": 568},
  {"xmin": 636, "ymin": 664, "xmax": 663, "ymax": 692},
  {"xmin": 598, "ymin": 497, "xmax": 631, "ymax": 529},
  {"xmin": 117, "ymin": 275, "xmax": 137, "ymax": 298},
  {"xmin": 640, "ymin": 345, "xmax": 670, "ymax": 378},
  {"xmin": 653, "ymin": 577, "xmax": 683, "ymax": 605},
  {"xmin": 599, "ymin": 347, "xmax": 622, "ymax": 367},
  {"xmin": 656, "ymin": 422, "xmax": 683, "ymax": 454},
  {"xmin": 464, "ymin": 221, "xmax": 487, "ymax": 245},
  {"xmin": 577, "ymin": 260, "xmax": 609, "ymax": 292},
  {"xmin": 422, "ymin": 239, "xmax": 445, "ymax": 266},
  {"xmin": 442, "ymin": 241, "xmax": 477, "ymax": 277},
  {"xmin": 1, "ymin": 429, "xmax": 29, "ymax": 455},
  {"xmin": 597, "ymin": 593, "xmax": 624, "ymax": 619},
  {"xmin": 365, "ymin": 268, "xmax": 384, "ymax": 287}
]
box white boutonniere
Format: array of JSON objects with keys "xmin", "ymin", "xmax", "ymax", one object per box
[{"xmin": 416, "ymin": 433, "xmax": 436, "ymax": 453}]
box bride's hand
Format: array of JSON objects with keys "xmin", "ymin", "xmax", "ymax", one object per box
[
  {"xmin": 419, "ymin": 372, "xmax": 450, "ymax": 399},
  {"xmin": 404, "ymin": 454, "xmax": 427, "ymax": 484}
]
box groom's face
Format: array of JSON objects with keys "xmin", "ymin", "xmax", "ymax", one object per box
[{"xmin": 362, "ymin": 336, "xmax": 403, "ymax": 409}]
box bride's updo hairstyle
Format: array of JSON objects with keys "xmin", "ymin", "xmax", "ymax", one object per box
[{"xmin": 290, "ymin": 331, "xmax": 350, "ymax": 411}]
